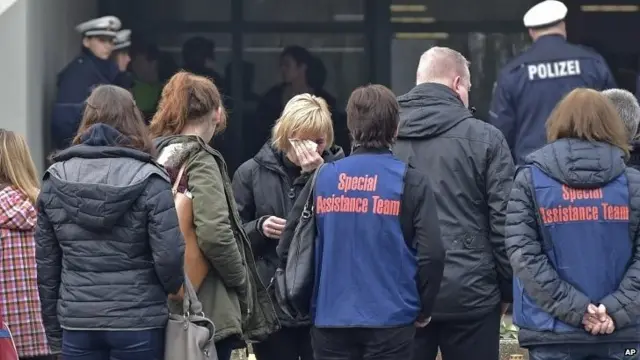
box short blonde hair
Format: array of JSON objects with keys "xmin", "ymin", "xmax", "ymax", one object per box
[{"xmin": 271, "ymin": 93, "xmax": 334, "ymax": 152}]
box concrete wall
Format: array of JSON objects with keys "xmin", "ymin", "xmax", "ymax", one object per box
[{"xmin": 0, "ymin": 0, "xmax": 97, "ymax": 174}]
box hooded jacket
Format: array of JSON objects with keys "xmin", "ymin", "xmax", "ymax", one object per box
[
  {"xmin": 506, "ymin": 139, "xmax": 640, "ymax": 346},
  {"xmin": 36, "ymin": 124, "xmax": 185, "ymax": 352},
  {"xmin": 155, "ymin": 135, "xmax": 279, "ymax": 343},
  {"xmin": 394, "ymin": 83, "xmax": 515, "ymax": 320},
  {"xmin": 232, "ymin": 142, "xmax": 344, "ymax": 326}
]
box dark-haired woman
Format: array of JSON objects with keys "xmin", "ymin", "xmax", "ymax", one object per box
[
  {"xmin": 150, "ymin": 71, "xmax": 278, "ymax": 360},
  {"xmin": 251, "ymin": 46, "xmax": 344, "ymax": 158},
  {"xmin": 36, "ymin": 85, "xmax": 185, "ymax": 359}
]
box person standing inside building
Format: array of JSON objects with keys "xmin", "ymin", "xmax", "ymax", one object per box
[
  {"xmin": 112, "ymin": 29, "xmax": 133, "ymax": 90},
  {"xmin": 279, "ymin": 84, "xmax": 445, "ymax": 360},
  {"xmin": 394, "ymin": 47, "xmax": 514, "ymax": 360},
  {"xmin": 51, "ymin": 16, "xmax": 122, "ymax": 151},
  {"xmin": 489, "ymin": 0, "xmax": 617, "ymax": 165},
  {"xmin": 506, "ymin": 88, "xmax": 640, "ymax": 360}
]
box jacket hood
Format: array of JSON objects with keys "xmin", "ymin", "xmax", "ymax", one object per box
[
  {"xmin": 0, "ymin": 186, "xmax": 36, "ymax": 230},
  {"xmin": 526, "ymin": 138, "xmax": 627, "ymax": 188},
  {"xmin": 397, "ymin": 83, "xmax": 474, "ymax": 139},
  {"xmin": 253, "ymin": 141, "xmax": 345, "ymax": 171},
  {"xmin": 47, "ymin": 124, "xmax": 167, "ymax": 232}
]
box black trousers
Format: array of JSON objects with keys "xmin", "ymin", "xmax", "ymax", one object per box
[
  {"xmin": 412, "ymin": 306, "xmax": 501, "ymax": 360},
  {"xmin": 253, "ymin": 326, "xmax": 313, "ymax": 360},
  {"xmin": 311, "ymin": 325, "xmax": 415, "ymax": 360}
]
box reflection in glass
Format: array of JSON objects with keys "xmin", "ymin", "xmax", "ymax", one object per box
[
  {"xmin": 243, "ymin": 0, "xmax": 364, "ymax": 22},
  {"xmin": 391, "ymin": 33, "xmax": 531, "ymax": 119}
]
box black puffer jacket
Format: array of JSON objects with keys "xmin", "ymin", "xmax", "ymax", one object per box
[
  {"xmin": 506, "ymin": 139, "xmax": 640, "ymax": 346},
  {"xmin": 394, "ymin": 83, "xmax": 515, "ymax": 320},
  {"xmin": 36, "ymin": 124, "xmax": 184, "ymax": 351},
  {"xmin": 232, "ymin": 142, "xmax": 344, "ymax": 324}
]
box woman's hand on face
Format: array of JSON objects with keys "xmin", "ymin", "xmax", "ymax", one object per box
[{"xmin": 293, "ymin": 140, "xmax": 324, "ymax": 173}]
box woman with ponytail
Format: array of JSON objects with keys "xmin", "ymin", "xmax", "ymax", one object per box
[{"xmin": 151, "ymin": 71, "xmax": 279, "ymax": 360}]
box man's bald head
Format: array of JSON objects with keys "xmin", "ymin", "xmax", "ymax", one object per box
[{"xmin": 416, "ymin": 47, "xmax": 470, "ymax": 87}]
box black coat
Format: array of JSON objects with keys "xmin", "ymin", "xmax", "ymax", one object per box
[
  {"xmin": 394, "ymin": 83, "xmax": 515, "ymax": 320},
  {"xmin": 232, "ymin": 142, "xmax": 344, "ymax": 324},
  {"xmin": 36, "ymin": 124, "xmax": 185, "ymax": 352}
]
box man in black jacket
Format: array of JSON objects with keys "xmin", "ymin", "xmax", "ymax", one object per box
[{"xmin": 394, "ymin": 47, "xmax": 515, "ymax": 360}]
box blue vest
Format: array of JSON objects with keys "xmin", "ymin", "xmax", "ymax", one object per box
[
  {"xmin": 312, "ymin": 153, "xmax": 419, "ymax": 327},
  {"xmin": 513, "ymin": 166, "xmax": 632, "ymax": 333}
]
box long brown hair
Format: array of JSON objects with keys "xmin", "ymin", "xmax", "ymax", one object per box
[
  {"xmin": 149, "ymin": 71, "xmax": 226, "ymax": 137},
  {"xmin": 0, "ymin": 130, "xmax": 40, "ymax": 204},
  {"xmin": 73, "ymin": 85, "xmax": 155, "ymax": 155},
  {"xmin": 546, "ymin": 88, "xmax": 631, "ymax": 158}
]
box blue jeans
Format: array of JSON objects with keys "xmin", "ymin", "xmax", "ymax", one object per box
[
  {"xmin": 529, "ymin": 343, "xmax": 640, "ymax": 360},
  {"xmin": 61, "ymin": 329, "xmax": 164, "ymax": 360}
]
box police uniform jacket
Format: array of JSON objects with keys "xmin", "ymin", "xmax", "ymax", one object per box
[
  {"xmin": 51, "ymin": 48, "xmax": 121, "ymax": 150},
  {"xmin": 490, "ymin": 34, "xmax": 617, "ymax": 165},
  {"xmin": 506, "ymin": 139, "xmax": 640, "ymax": 346}
]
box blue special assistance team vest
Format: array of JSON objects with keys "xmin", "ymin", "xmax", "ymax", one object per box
[
  {"xmin": 312, "ymin": 153, "xmax": 419, "ymax": 327},
  {"xmin": 513, "ymin": 166, "xmax": 632, "ymax": 333}
]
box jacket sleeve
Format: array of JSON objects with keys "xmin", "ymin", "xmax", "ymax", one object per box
[
  {"xmin": 409, "ymin": 169, "xmax": 445, "ymax": 317},
  {"xmin": 277, "ymin": 178, "xmax": 313, "ymax": 268},
  {"xmin": 188, "ymin": 150, "xmax": 247, "ymax": 289},
  {"xmin": 35, "ymin": 180, "xmax": 63, "ymax": 353},
  {"xmin": 506, "ymin": 169, "xmax": 591, "ymax": 327},
  {"xmin": 485, "ymin": 131, "xmax": 515, "ymax": 302},
  {"xmin": 232, "ymin": 161, "xmax": 269, "ymax": 256},
  {"xmin": 598, "ymin": 168, "xmax": 640, "ymax": 328},
  {"xmin": 146, "ymin": 175, "xmax": 185, "ymax": 294},
  {"xmin": 489, "ymin": 75, "xmax": 517, "ymax": 150}
]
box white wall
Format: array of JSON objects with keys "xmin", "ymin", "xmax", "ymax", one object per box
[{"xmin": 0, "ymin": 0, "xmax": 97, "ymax": 174}]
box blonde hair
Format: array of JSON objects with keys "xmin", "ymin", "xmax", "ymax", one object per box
[
  {"xmin": 547, "ymin": 88, "xmax": 631, "ymax": 159},
  {"xmin": 0, "ymin": 130, "xmax": 40, "ymax": 203},
  {"xmin": 271, "ymin": 93, "xmax": 334, "ymax": 152}
]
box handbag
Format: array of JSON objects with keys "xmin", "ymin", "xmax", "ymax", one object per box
[
  {"xmin": 282, "ymin": 165, "xmax": 324, "ymax": 317},
  {"xmin": 171, "ymin": 163, "xmax": 210, "ymax": 299},
  {"xmin": 165, "ymin": 277, "xmax": 217, "ymax": 360}
]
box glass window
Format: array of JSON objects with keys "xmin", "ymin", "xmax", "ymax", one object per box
[
  {"xmin": 243, "ymin": 0, "xmax": 364, "ymax": 22},
  {"xmin": 391, "ymin": 32, "xmax": 531, "ymax": 119},
  {"xmin": 101, "ymin": 0, "xmax": 231, "ymax": 22},
  {"xmin": 244, "ymin": 34, "xmax": 367, "ymax": 107},
  {"xmin": 156, "ymin": 33, "xmax": 232, "ymax": 76},
  {"xmin": 391, "ymin": 0, "xmax": 530, "ymax": 22}
]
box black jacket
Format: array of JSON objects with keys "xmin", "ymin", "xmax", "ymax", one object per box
[
  {"xmin": 394, "ymin": 83, "xmax": 515, "ymax": 320},
  {"xmin": 232, "ymin": 142, "xmax": 344, "ymax": 324},
  {"xmin": 277, "ymin": 147, "xmax": 446, "ymax": 319},
  {"xmin": 629, "ymin": 140, "xmax": 640, "ymax": 171},
  {"xmin": 507, "ymin": 139, "xmax": 640, "ymax": 346},
  {"xmin": 36, "ymin": 124, "xmax": 185, "ymax": 351}
]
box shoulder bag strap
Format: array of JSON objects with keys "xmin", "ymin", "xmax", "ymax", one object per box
[
  {"xmin": 302, "ymin": 164, "xmax": 324, "ymax": 217},
  {"xmin": 172, "ymin": 163, "xmax": 187, "ymax": 197}
]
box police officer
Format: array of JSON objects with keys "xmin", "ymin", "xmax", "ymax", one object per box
[
  {"xmin": 51, "ymin": 16, "xmax": 122, "ymax": 150},
  {"xmin": 112, "ymin": 29, "xmax": 134, "ymax": 90},
  {"xmin": 489, "ymin": 0, "xmax": 616, "ymax": 165}
]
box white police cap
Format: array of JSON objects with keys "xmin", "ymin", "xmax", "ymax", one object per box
[
  {"xmin": 523, "ymin": 0, "xmax": 568, "ymax": 28},
  {"xmin": 75, "ymin": 16, "xmax": 121, "ymax": 37},
  {"xmin": 113, "ymin": 29, "xmax": 132, "ymax": 51}
]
